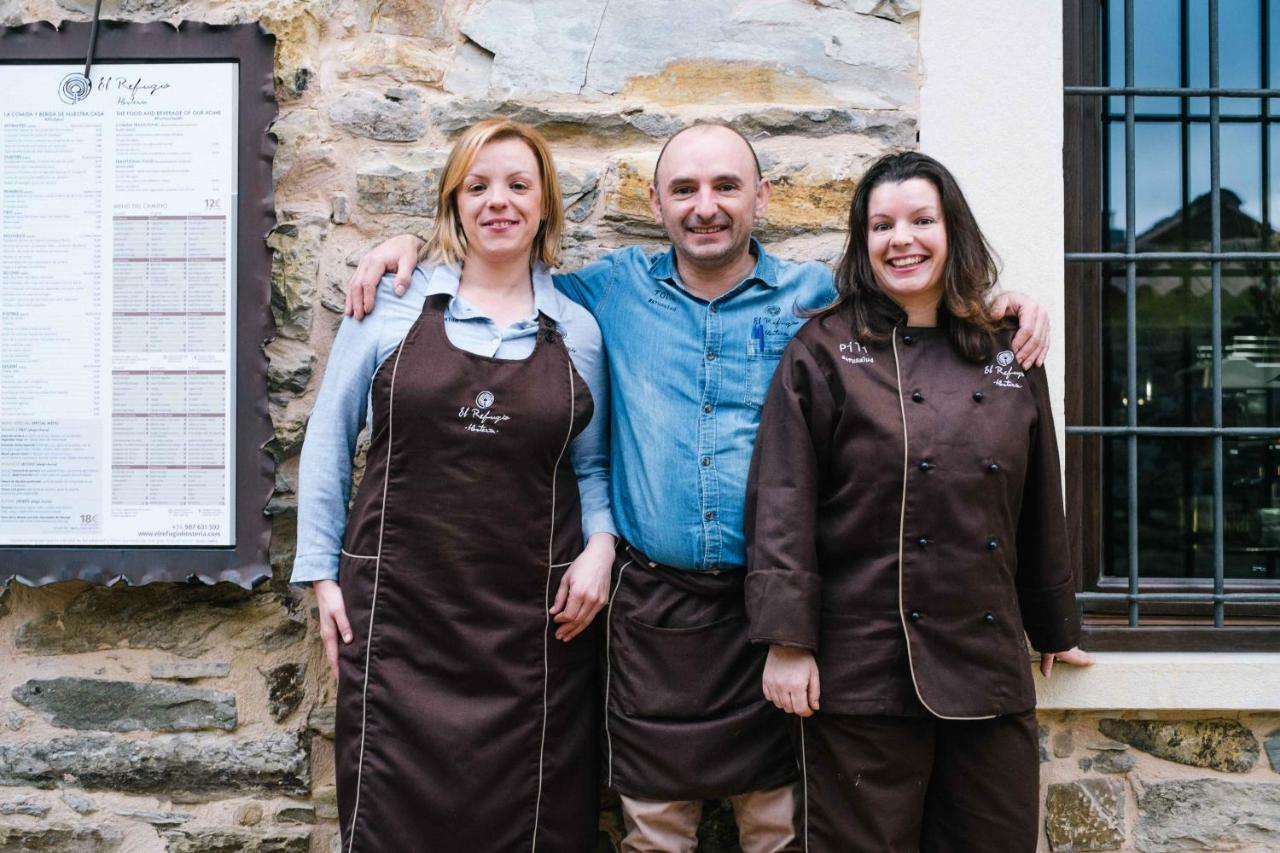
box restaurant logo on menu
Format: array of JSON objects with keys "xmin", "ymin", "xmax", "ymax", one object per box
[
  {"xmin": 56, "ymin": 72, "xmax": 174, "ymax": 106},
  {"xmin": 58, "ymin": 73, "xmax": 92, "ymax": 105}
]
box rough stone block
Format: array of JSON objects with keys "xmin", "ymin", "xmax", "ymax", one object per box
[
  {"xmin": 12, "ymin": 678, "xmax": 235, "ymax": 732},
  {"xmin": 328, "ymin": 89, "xmax": 427, "ymax": 143},
  {"xmin": 266, "ymin": 338, "xmax": 316, "ymax": 395},
  {"xmin": 237, "ymin": 803, "xmax": 264, "ymax": 826},
  {"xmin": 269, "ymin": 407, "xmax": 308, "ymax": 462},
  {"xmin": 0, "ymin": 795, "xmax": 49, "ymax": 817},
  {"xmin": 150, "ymin": 661, "xmax": 231, "ymax": 681},
  {"xmin": 270, "ymin": 109, "xmax": 333, "ymax": 191},
  {"xmin": 114, "ymin": 809, "xmax": 192, "ymax": 827},
  {"xmin": 0, "ymin": 822, "xmax": 121, "ymax": 852},
  {"xmin": 312, "ymin": 786, "xmax": 338, "ymax": 820},
  {"xmin": 1135, "ymin": 779, "xmax": 1280, "ymax": 851},
  {"xmin": 330, "ymin": 193, "xmax": 350, "ymax": 225},
  {"xmin": 1265, "ymin": 729, "xmax": 1280, "ymax": 773},
  {"xmin": 262, "ymin": 13, "xmax": 319, "ymax": 101},
  {"xmin": 0, "ymin": 732, "xmax": 309, "ymax": 799},
  {"xmin": 1090, "ymin": 751, "xmax": 1136, "ymax": 774},
  {"xmin": 357, "ymin": 0, "xmax": 447, "ymax": 39},
  {"xmin": 338, "ymin": 37, "xmax": 449, "ymax": 87},
  {"xmin": 275, "ymin": 805, "xmax": 315, "ymax": 825},
  {"xmin": 1052, "ymin": 730, "xmax": 1075, "ymax": 758},
  {"xmin": 268, "ymin": 218, "xmax": 329, "ymax": 342},
  {"xmin": 308, "ymin": 705, "xmax": 336, "ymax": 739},
  {"xmin": 161, "ymin": 828, "xmax": 311, "ymax": 853},
  {"xmin": 262, "ymin": 663, "xmax": 307, "ymax": 723},
  {"xmin": 459, "ymin": 0, "xmax": 916, "ymax": 106},
  {"xmin": 61, "ymin": 792, "xmax": 94, "ymax": 814},
  {"xmin": 1045, "ymin": 778, "xmax": 1126, "ymax": 852},
  {"xmin": 356, "ymin": 152, "xmax": 446, "ymax": 216},
  {"xmin": 1098, "ymin": 717, "xmax": 1259, "ymax": 773},
  {"xmin": 15, "ymin": 584, "xmax": 304, "ymax": 659}
]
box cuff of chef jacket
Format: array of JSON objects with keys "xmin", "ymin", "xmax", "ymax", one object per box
[
  {"xmin": 1019, "ymin": 576, "xmax": 1083, "ymax": 653},
  {"xmin": 289, "ymin": 554, "xmax": 340, "ymax": 587},
  {"xmin": 745, "ymin": 569, "xmax": 821, "ymax": 651}
]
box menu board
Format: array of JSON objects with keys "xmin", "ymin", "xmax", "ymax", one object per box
[{"xmin": 0, "ymin": 63, "xmax": 238, "ymax": 546}]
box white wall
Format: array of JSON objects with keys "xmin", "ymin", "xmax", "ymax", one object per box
[{"xmin": 918, "ymin": 1, "xmax": 1066, "ymax": 433}]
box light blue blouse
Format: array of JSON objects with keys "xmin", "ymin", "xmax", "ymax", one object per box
[{"xmin": 290, "ymin": 263, "xmax": 615, "ymax": 584}]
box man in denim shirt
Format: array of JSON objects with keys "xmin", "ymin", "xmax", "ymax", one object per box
[{"xmin": 346, "ymin": 122, "xmax": 1049, "ymax": 852}]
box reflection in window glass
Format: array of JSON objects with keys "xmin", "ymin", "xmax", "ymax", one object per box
[{"xmin": 1100, "ymin": 1, "xmax": 1280, "ymax": 583}]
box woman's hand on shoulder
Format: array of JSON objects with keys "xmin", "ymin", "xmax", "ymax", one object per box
[
  {"xmin": 345, "ymin": 234, "xmax": 425, "ymax": 320},
  {"xmin": 990, "ymin": 290, "xmax": 1050, "ymax": 369},
  {"xmin": 314, "ymin": 579, "xmax": 353, "ymax": 683},
  {"xmin": 763, "ymin": 645, "xmax": 821, "ymax": 717},
  {"xmin": 1039, "ymin": 646, "xmax": 1095, "ymax": 678},
  {"xmin": 550, "ymin": 533, "xmax": 615, "ymax": 642}
]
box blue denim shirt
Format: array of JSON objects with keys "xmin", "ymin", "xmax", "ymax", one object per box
[
  {"xmin": 555, "ymin": 239, "xmax": 836, "ymax": 571},
  {"xmin": 291, "ymin": 263, "xmax": 615, "ymax": 584}
]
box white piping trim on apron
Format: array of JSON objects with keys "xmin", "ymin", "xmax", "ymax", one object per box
[
  {"xmin": 346, "ymin": 341, "xmax": 408, "ymax": 852},
  {"xmin": 891, "ymin": 330, "xmax": 994, "ymax": 722},
  {"xmin": 340, "ymin": 549, "xmax": 377, "ymax": 560},
  {"xmin": 550, "ymin": 561, "xmax": 572, "ymax": 569},
  {"xmin": 531, "ymin": 342, "xmax": 577, "ymax": 852},
  {"xmin": 603, "ymin": 559, "xmax": 632, "ymax": 788},
  {"xmin": 799, "ymin": 718, "xmax": 810, "ymax": 853}
]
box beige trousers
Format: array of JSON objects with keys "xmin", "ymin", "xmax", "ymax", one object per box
[{"xmin": 620, "ymin": 784, "xmax": 798, "ymax": 853}]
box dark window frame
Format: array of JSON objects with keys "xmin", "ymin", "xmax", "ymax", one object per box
[
  {"xmin": 0, "ymin": 21, "xmax": 277, "ymax": 587},
  {"xmin": 1064, "ymin": 0, "xmax": 1280, "ymax": 651}
]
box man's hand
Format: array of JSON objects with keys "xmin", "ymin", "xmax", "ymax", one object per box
[
  {"xmin": 550, "ymin": 534, "xmax": 615, "ymax": 642},
  {"xmin": 345, "ymin": 234, "xmax": 426, "ymax": 320},
  {"xmin": 1039, "ymin": 646, "xmax": 1095, "ymax": 678},
  {"xmin": 762, "ymin": 645, "xmax": 821, "ymax": 717},
  {"xmin": 314, "ymin": 579, "xmax": 353, "ymax": 683},
  {"xmin": 990, "ymin": 290, "xmax": 1051, "ymax": 369}
]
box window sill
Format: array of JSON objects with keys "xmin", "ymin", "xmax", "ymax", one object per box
[{"xmin": 1033, "ymin": 652, "xmax": 1279, "ymax": 710}]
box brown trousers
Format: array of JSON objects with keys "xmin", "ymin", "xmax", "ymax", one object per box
[{"xmin": 796, "ymin": 710, "xmax": 1040, "ymax": 853}]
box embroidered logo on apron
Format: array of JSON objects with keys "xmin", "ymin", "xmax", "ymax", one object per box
[
  {"xmin": 985, "ymin": 350, "xmax": 1025, "ymax": 388},
  {"xmin": 458, "ymin": 390, "xmax": 511, "ymax": 434}
]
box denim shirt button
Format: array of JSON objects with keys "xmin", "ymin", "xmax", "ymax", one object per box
[
  {"xmin": 702, "ymin": 403, "xmax": 713, "ymax": 414},
  {"xmin": 706, "ymin": 351, "xmax": 717, "ymax": 361},
  {"xmin": 704, "ymin": 510, "xmax": 716, "ymax": 521}
]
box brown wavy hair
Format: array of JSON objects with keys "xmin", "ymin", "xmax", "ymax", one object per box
[{"xmin": 818, "ymin": 151, "xmax": 1003, "ymax": 362}]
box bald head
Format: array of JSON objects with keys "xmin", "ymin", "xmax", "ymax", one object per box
[{"xmin": 653, "ymin": 122, "xmax": 763, "ymax": 190}]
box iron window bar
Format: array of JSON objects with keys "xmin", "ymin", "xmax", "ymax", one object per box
[{"xmin": 1065, "ymin": 0, "xmax": 1280, "ymax": 629}]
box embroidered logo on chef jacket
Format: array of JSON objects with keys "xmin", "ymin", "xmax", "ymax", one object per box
[
  {"xmin": 838, "ymin": 340, "xmax": 874, "ymax": 366},
  {"xmin": 985, "ymin": 350, "xmax": 1025, "ymax": 388},
  {"xmin": 458, "ymin": 391, "xmax": 511, "ymax": 435}
]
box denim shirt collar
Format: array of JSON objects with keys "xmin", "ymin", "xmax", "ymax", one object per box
[
  {"xmin": 647, "ymin": 237, "xmax": 781, "ymax": 290},
  {"xmin": 424, "ymin": 261, "xmax": 567, "ymax": 322}
]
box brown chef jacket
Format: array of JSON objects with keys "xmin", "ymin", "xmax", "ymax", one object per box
[{"xmin": 745, "ymin": 311, "xmax": 1080, "ymax": 720}]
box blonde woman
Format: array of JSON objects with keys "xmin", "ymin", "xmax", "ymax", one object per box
[{"xmin": 291, "ymin": 119, "xmax": 615, "ymax": 851}]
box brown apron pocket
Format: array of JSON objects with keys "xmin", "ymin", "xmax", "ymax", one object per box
[{"xmin": 616, "ymin": 614, "xmax": 761, "ymax": 719}]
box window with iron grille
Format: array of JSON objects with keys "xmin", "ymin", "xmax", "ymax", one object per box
[{"xmin": 1065, "ymin": 0, "xmax": 1280, "ymax": 650}]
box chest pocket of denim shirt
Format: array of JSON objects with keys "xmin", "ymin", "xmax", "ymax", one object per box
[{"xmin": 745, "ymin": 338, "xmax": 788, "ymax": 410}]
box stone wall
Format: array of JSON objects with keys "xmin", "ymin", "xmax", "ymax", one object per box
[
  {"xmin": 0, "ymin": 1, "xmax": 1275, "ymax": 851},
  {"xmin": 1039, "ymin": 712, "xmax": 1280, "ymax": 852}
]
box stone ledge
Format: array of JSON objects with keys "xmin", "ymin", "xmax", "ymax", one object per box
[{"xmin": 1034, "ymin": 653, "xmax": 1280, "ymax": 711}]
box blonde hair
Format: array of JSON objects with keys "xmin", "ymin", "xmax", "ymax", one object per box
[{"xmin": 423, "ymin": 118, "xmax": 563, "ymax": 268}]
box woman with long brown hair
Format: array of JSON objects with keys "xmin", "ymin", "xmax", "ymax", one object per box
[
  {"xmin": 745, "ymin": 151, "xmax": 1092, "ymax": 851},
  {"xmin": 291, "ymin": 119, "xmax": 614, "ymax": 851}
]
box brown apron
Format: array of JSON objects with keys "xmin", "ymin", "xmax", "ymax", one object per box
[
  {"xmin": 604, "ymin": 546, "xmax": 796, "ymax": 801},
  {"xmin": 334, "ymin": 295, "xmax": 600, "ymax": 852}
]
